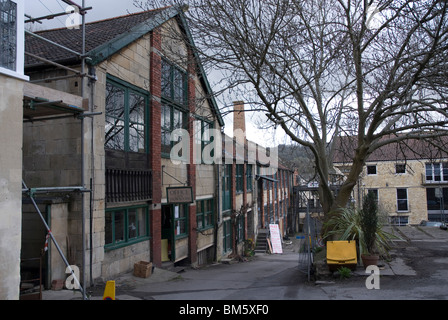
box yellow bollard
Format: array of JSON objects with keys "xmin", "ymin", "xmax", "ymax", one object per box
[{"xmin": 103, "ymin": 280, "xmax": 116, "ymax": 300}]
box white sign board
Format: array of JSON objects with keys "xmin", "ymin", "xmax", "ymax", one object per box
[{"xmin": 269, "ymin": 224, "xmax": 283, "ymax": 254}]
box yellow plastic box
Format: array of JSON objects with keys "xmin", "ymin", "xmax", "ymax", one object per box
[{"xmin": 326, "ymin": 240, "xmax": 357, "ymax": 271}]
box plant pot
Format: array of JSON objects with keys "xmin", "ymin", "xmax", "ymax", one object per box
[{"xmin": 361, "ymin": 254, "xmax": 379, "ymax": 269}]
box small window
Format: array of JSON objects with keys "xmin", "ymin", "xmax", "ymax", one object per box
[
  {"xmin": 395, "ymin": 164, "xmax": 406, "ymax": 174},
  {"xmin": 367, "ymin": 165, "xmax": 377, "ymax": 175}
]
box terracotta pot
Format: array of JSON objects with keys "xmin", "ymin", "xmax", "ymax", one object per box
[{"xmin": 361, "ymin": 254, "xmax": 379, "ymax": 269}]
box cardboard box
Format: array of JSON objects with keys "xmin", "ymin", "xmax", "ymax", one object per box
[{"xmin": 134, "ymin": 261, "xmax": 152, "ymax": 278}]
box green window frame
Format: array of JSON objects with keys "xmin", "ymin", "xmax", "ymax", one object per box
[
  {"xmin": 162, "ymin": 58, "xmax": 187, "ymax": 106},
  {"xmin": 174, "ymin": 204, "xmax": 188, "ymax": 238},
  {"xmin": 105, "ymin": 205, "xmax": 150, "ymax": 250},
  {"xmin": 105, "ymin": 76, "xmax": 149, "ymax": 153},
  {"xmin": 194, "ymin": 117, "xmax": 214, "ymax": 164},
  {"xmin": 246, "ymin": 164, "xmax": 253, "ymax": 192},
  {"xmin": 223, "ymin": 219, "xmax": 232, "ymax": 253},
  {"xmin": 236, "ymin": 164, "xmax": 244, "ymax": 193},
  {"xmin": 196, "ymin": 198, "xmax": 214, "ymax": 230},
  {"xmin": 161, "ymin": 103, "xmax": 187, "ymax": 157},
  {"xmin": 161, "ymin": 59, "xmax": 188, "ymax": 157},
  {"xmin": 222, "ymin": 164, "xmax": 231, "ymax": 212}
]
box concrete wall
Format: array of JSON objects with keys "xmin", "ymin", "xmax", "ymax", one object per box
[{"xmin": 0, "ymin": 75, "xmax": 24, "ymax": 299}]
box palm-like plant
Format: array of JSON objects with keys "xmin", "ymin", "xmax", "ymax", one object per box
[{"xmin": 324, "ymin": 195, "xmax": 395, "ymax": 257}]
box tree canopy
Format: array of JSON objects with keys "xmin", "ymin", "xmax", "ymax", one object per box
[{"xmin": 140, "ymin": 0, "xmax": 448, "ymax": 216}]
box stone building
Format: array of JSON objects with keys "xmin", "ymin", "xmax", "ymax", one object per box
[
  {"xmin": 23, "ymin": 6, "xmax": 224, "ymax": 288},
  {"xmin": 223, "ymin": 101, "xmax": 294, "ymax": 256},
  {"xmin": 333, "ymin": 136, "xmax": 448, "ymax": 225}
]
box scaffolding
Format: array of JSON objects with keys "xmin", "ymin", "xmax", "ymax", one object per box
[{"xmin": 22, "ymin": 1, "xmax": 94, "ymax": 300}]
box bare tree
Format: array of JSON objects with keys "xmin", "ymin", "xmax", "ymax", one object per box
[{"xmin": 139, "ymin": 0, "xmax": 448, "ymax": 220}]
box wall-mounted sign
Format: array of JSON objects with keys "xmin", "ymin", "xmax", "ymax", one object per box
[{"xmin": 167, "ymin": 187, "xmax": 193, "ymax": 204}]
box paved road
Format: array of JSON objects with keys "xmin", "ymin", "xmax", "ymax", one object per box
[{"xmin": 43, "ymin": 225, "xmax": 448, "ymax": 302}]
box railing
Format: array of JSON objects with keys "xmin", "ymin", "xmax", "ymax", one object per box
[{"xmin": 106, "ymin": 168, "xmax": 152, "ymax": 203}]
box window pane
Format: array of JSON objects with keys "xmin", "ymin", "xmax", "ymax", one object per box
[
  {"xmin": 128, "ymin": 209, "xmax": 137, "ymax": 239},
  {"xmin": 137, "ymin": 207, "xmax": 147, "ymax": 237},
  {"xmin": 105, "ymin": 117, "xmax": 125, "ymax": 150},
  {"xmin": 367, "ymin": 165, "xmax": 376, "ymax": 175},
  {"xmin": 443, "ymin": 163, "xmax": 448, "ymax": 181},
  {"xmin": 434, "ymin": 163, "xmax": 441, "ymax": 181},
  {"xmin": 161, "ymin": 60, "xmax": 171, "ymax": 98},
  {"xmin": 0, "ymin": 0, "xmax": 17, "ymax": 71},
  {"xmin": 105, "ymin": 83, "xmax": 125, "ymax": 151},
  {"xmin": 173, "ymin": 68, "xmax": 185, "ymax": 104},
  {"xmin": 397, "ymin": 189, "xmax": 408, "ymax": 211},
  {"xmin": 115, "ymin": 210, "xmax": 125, "ymax": 242},
  {"xmin": 161, "ymin": 104, "xmax": 171, "ymax": 154},
  {"xmin": 426, "ymin": 163, "xmax": 433, "ymax": 181}
]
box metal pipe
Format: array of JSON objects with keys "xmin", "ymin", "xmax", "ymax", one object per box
[{"xmin": 24, "ymin": 52, "xmax": 96, "ymax": 81}]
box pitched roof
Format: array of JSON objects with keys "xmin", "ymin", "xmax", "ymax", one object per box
[
  {"xmin": 333, "ymin": 135, "xmax": 448, "ymax": 164},
  {"xmin": 25, "ymin": 7, "xmax": 173, "ymax": 67},
  {"xmin": 25, "ymin": 6, "xmax": 224, "ymax": 126}
]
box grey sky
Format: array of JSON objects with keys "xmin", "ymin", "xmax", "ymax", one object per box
[
  {"xmin": 23, "ymin": 0, "xmax": 288, "ymax": 146},
  {"xmin": 25, "ymin": 0, "xmax": 142, "ymax": 30}
]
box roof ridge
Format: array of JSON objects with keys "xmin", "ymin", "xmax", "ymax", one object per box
[{"xmin": 35, "ymin": 6, "xmax": 172, "ymax": 34}]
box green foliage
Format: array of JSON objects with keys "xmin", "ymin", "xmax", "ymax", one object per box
[
  {"xmin": 337, "ymin": 267, "xmax": 352, "ymax": 279},
  {"xmin": 360, "ymin": 192, "xmax": 378, "ymax": 254},
  {"xmin": 323, "ymin": 196, "xmax": 396, "ymax": 256}
]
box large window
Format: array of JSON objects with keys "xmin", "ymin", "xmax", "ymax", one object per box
[
  {"xmin": 105, "ymin": 77, "xmax": 148, "ymax": 153},
  {"xmin": 161, "ymin": 59, "xmax": 188, "ymax": 157},
  {"xmin": 197, "ymin": 198, "xmax": 214, "ymax": 230},
  {"xmin": 105, "ymin": 206, "xmax": 149, "ymax": 249},
  {"xmin": 397, "ymin": 188, "xmax": 409, "ymax": 212}
]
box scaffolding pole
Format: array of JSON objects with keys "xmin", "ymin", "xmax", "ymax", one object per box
[
  {"xmin": 23, "ymin": 1, "xmax": 94, "ymax": 300},
  {"xmin": 22, "ymin": 181, "xmax": 86, "ymax": 299}
]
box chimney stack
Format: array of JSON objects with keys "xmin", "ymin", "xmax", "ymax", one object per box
[{"xmin": 233, "ymin": 101, "xmax": 246, "ymax": 141}]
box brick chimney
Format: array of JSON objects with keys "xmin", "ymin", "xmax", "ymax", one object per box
[{"xmin": 233, "ymin": 101, "xmax": 246, "ymax": 143}]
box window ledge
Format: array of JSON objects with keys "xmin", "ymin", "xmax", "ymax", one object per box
[{"xmin": 0, "ymin": 68, "xmax": 29, "ymax": 81}]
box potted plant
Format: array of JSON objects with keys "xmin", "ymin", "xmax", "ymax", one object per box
[
  {"xmin": 359, "ymin": 192, "xmax": 379, "ymax": 268},
  {"xmin": 323, "ymin": 193, "xmax": 396, "ymax": 268}
]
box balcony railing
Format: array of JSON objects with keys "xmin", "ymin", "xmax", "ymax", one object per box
[{"xmin": 106, "ymin": 168, "xmax": 152, "ymax": 203}]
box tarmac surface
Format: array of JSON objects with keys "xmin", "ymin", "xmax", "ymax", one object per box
[{"xmin": 42, "ymin": 225, "xmax": 448, "ymax": 301}]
